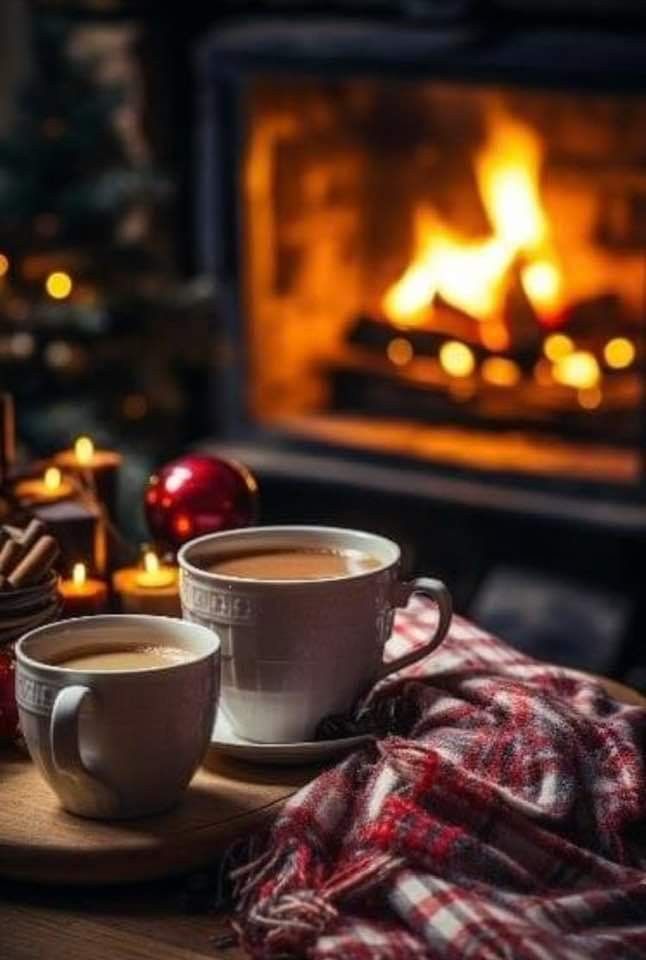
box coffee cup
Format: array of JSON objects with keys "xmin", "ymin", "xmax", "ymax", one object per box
[
  {"xmin": 15, "ymin": 615, "xmax": 220, "ymax": 819},
  {"xmin": 178, "ymin": 526, "xmax": 451, "ymax": 743}
]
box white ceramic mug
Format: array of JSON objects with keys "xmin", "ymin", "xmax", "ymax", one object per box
[
  {"xmin": 178, "ymin": 526, "xmax": 452, "ymax": 743},
  {"xmin": 15, "ymin": 615, "xmax": 220, "ymax": 819}
]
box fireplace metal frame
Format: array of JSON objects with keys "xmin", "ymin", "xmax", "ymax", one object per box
[{"xmin": 197, "ymin": 18, "xmax": 646, "ymax": 512}]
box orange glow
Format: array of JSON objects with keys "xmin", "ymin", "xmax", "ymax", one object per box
[
  {"xmin": 439, "ymin": 341, "xmax": 475, "ymax": 378},
  {"xmin": 481, "ymin": 356, "xmax": 521, "ymax": 387},
  {"xmin": 387, "ymin": 337, "xmax": 413, "ymax": 366},
  {"xmin": 553, "ymin": 351, "xmax": 601, "ymax": 390},
  {"xmin": 72, "ymin": 563, "xmax": 87, "ymax": 588},
  {"xmin": 175, "ymin": 514, "xmax": 192, "ymax": 538},
  {"xmin": 543, "ymin": 333, "xmax": 574, "ymax": 363},
  {"xmin": 0, "ymin": 253, "xmax": 9, "ymax": 277},
  {"xmin": 382, "ymin": 113, "xmax": 564, "ymax": 332},
  {"xmin": 578, "ymin": 387, "xmax": 602, "ymax": 410},
  {"xmin": 604, "ymin": 337, "xmax": 635, "ymax": 370},
  {"xmin": 521, "ymin": 261, "xmax": 563, "ymax": 316},
  {"xmin": 533, "ymin": 358, "xmax": 554, "ymax": 387}
]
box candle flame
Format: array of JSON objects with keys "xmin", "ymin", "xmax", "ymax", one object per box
[
  {"xmin": 44, "ymin": 466, "xmax": 62, "ymax": 492},
  {"xmin": 72, "ymin": 563, "xmax": 87, "ymax": 587},
  {"xmin": 74, "ymin": 435, "xmax": 94, "ymax": 465},
  {"xmin": 143, "ymin": 551, "xmax": 160, "ymax": 575}
]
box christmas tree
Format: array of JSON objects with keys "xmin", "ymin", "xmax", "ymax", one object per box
[
  {"xmin": 0, "ymin": 16, "xmax": 169, "ymax": 335},
  {"xmin": 0, "ymin": 14, "xmax": 213, "ymax": 535},
  {"xmin": 0, "ymin": 13, "xmax": 211, "ymax": 536}
]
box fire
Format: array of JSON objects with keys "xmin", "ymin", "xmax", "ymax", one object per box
[{"xmin": 382, "ymin": 113, "xmax": 565, "ymax": 335}]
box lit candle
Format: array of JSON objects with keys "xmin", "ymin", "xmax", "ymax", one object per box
[
  {"xmin": 112, "ymin": 550, "xmax": 180, "ymax": 617},
  {"xmin": 136, "ymin": 550, "xmax": 177, "ymax": 588},
  {"xmin": 54, "ymin": 436, "xmax": 122, "ymax": 519},
  {"xmin": 60, "ymin": 562, "xmax": 108, "ymax": 617},
  {"xmin": 14, "ymin": 466, "xmax": 74, "ymax": 505}
]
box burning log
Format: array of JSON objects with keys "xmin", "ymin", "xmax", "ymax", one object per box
[
  {"xmin": 502, "ymin": 266, "xmax": 542, "ymax": 356},
  {"xmin": 347, "ymin": 314, "xmax": 486, "ymax": 361},
  {"xmin": 560, "ymin": 293, "xmax": 625, "ymax": 338}
]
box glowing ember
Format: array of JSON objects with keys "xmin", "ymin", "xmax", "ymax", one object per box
[
  {"xmin": 553, "ymin": 351, "xmax": 601, "ymax": 390},
  {"xmin": 387, "ymin": 337, "xmax": 414, "ymax": 366},
  {"xmin": 604, "ymin": 337, "xmax": 635, "ymax": 370},
  {"xmin": 578, "ymin": 387, "xmax": 602, "ymax": 410},
  {"xmin": 481, "ymin": 356, "xmax": 521, "ymax": 387},
  {"xmin": 382, "ymin": 113, "xmax": 565, "ymax": 333},
  {"xmin": 543, "ymin": 333, "xmax": 574, "ymax": 363},
  {"xmin": 439, "ymin": 341, "xmax": 475, "ymax": 378},
  {"xmin": 533, "ymin": 358, "xmax": 554, "ymax": 387}
]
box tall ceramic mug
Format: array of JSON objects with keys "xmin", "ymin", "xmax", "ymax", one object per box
[
  {"xmin": 178, "ymin": 526, "xmax": 452, "ymax": 743},
  {"xmin": 15, "ymin": 615, "xmax": 220, "ymax": 819}
]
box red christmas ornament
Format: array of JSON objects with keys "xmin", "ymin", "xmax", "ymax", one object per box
[
  {"xmin": 0, "ymin": 648, "xmax": 18, "ymax": 743},
  {"xmin": 144, "ymin": 454, "xmax": 259, "ymax": 548}
]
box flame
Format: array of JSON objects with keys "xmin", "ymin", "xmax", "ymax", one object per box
[
  {"xmin": 143, "ymin": 550, "xmax": 160, "ymax": 575},
  {"xmin": 72, "ymin": 563, "xmax": 87, "ymax": 588},
  {"xmin": 382, "ymin": 113, "xmax": 566, "ymax": 334},
  {"xmin": 44, "ymin": 467, "xmax": 62, "ymax": 492},
  {"xmin": 476, "ymin": 117, "xmax": 547, "ymax": 252},
  {"xmin": 74, "ymin": 435, "xmax": 94, "ymax": 465}
]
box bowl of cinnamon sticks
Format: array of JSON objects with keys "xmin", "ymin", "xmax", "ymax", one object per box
[{"xmin": 0, "ymin": 520, "xmax": 61, "ymax": 646}]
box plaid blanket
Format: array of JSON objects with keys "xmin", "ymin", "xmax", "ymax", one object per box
[{"xmin": 233, "ymin": 598, "xmax": 646, "ymax": 960}]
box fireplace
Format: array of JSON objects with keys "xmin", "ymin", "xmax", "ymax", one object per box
[{"xmin": 198, "ymin": 19, "xmax": 646, "ymax": 505}]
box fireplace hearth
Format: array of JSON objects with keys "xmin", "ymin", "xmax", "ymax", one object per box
[{"xmin": 199, "ymin": 18, "xmax": 646, "ymax": 506}]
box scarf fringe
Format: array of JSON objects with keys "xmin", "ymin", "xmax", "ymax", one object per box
[{"xmin": 233, "ymin": 840, "xmax": 404, "ymax": 958}]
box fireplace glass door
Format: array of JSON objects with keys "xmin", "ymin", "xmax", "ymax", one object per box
[{"xmin": 241, "ymin": 78, "xmax": 645, "ymax": 488}]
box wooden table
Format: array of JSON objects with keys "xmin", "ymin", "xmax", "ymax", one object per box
[{"xmin": 2, "ymin": 675, "xmax": 645, "ymax": 960}]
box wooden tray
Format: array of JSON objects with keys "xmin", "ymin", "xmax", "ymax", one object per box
[{"xmin": 0, "ymin": 744, "xmax": 318, "ymax": 885}]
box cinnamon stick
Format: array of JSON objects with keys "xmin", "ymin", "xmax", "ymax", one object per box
[
  {"xmin": 0, "ymin": 537, "xmax": 22, "ymax": 576},
  {"xmin": 7, "ymin": 535, "xmax": 59, "ymax": 588},
  {"xmin": 17, "ymin": 519, "xmax": 46, "ymax": 552}
]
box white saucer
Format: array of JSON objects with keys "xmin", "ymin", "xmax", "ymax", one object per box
[{"xmin": 211, "ymin": 712, "xmax": 373, "ymax": 765}]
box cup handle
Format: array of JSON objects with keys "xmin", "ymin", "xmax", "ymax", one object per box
[
  {"xmin": 376, "ymin": 577, "xmax": 452, "ymax": 681},
  {"xmin": 50, "ymin": 685, "xmax": 92, "ymax": 777},
  {"xmin": 50, "ymin": 685, "xmax": 118, "ymax": 809}
]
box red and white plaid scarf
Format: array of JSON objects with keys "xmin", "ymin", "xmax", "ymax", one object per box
[{"xmin": 233, "ymin": 598, "xmax": 646, "ymax": 960}]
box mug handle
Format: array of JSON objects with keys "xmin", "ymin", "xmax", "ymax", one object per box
[
  {"xmin": 50, "ymin": 685, "xmax": 119, "ymax": 808},
  {"xmin": 376, "ymin": 577, "xmax": 452, "ymax": 681}
]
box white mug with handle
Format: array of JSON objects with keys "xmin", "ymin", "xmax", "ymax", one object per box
[
  {"xmin": 179, "ymin": 526, "xmax": 452, "ymax": 743},
  {"xmin": 15, "ymin": 615, "xmax": 220, "ymax": 819}
]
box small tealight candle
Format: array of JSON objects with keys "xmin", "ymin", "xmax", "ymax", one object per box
[
  {"xmin": 60, "ymin": 562, "xmax": 108, "ymax": 617},
  {"xmin": 14, "ymin": 466, "xmax": 74, "ymax": 505},
  {"xmin": 136, "ymin": 550, "xmax": 177, "ymax": 588},
  {"xmin": 54, "ymin": 436, "xmax": 122, "ymax": 519},
  {"xmin": 112, "ymin": 550, "xmax": 180, "ymax": 617}
]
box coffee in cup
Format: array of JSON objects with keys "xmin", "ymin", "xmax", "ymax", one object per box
[
  {"xmin": 179, "ymin": 526, "xmax": 452, "ymax": 744},
  {"xmin": 206, "ymin": 546, "xmax": 381, "ymax": 580},
  {"xmin": 15, "ymin": 615, "xmax": 220, "ymax": 819},
  {"xmin": 51, "ymin": 644, "xmax": 196, "ymax": 671}
]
